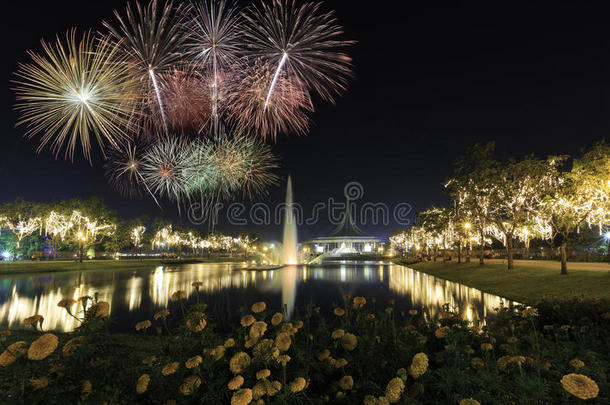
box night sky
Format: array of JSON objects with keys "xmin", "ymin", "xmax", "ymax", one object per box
[{"xmin": 2, "ymin": 1, "xmax": 609, "ymax": 241}]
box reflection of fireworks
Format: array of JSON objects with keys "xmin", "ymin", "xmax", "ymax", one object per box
[
  {"xmin": 243, "ymin": 0, "xmax": 354, "ymax": 103},
  {"xmin": 141, "ymin": 138, "xmax": 193, "ymax": 203},
  {"xmin": 104, "ymin": 0, "xmax": 189, "ymax": 136},
  {"xmin": 13, "ymin": 30, "xmax": 134, "ymax": 161},
  {"xmin": 227, "ymin": 60, "xmax": 312, "ymax": 140}
]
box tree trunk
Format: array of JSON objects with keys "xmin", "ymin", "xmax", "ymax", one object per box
[
  {"xmin": 560, "ymin": 241, "xmax": 568, "ymax": 275},
  {"xmin": 433, "ymin": 246, "xmax": 438, "ymax": 262},
  {"xmin": 479, "ymin": 229, "xmax": 485, "ymax": 265},
  {"xmin": 506, "ymin": 236, "xmax": 514, "ymax": 270},
  {"xmin": 466, "ymin": 240, "xmax": 471, "ymax": 263},
  {"xmin": 13, "ymin": 245, "xmax": 17, "ymax": 262},
  {"xmin": 457, "ymin": 240, "xmax": 462, "ymax": 263}
]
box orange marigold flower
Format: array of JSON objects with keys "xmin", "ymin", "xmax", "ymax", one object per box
[
  {"xmin": 224, "ymin": 338, "xmax": 236, "ymax": 348},
  {"xmin": 249, "ymin": 321, "xmax": 268, "ymax": 339},
  {"xmin": 94, "ymin": 301, "xmax": 110, "ymax": 317},
  {"xmin": 256, "ymin": 369, "xmax": 271, "ymax": 380},
  {"xmin": 561, "ymin": 374, "xmax": 599, "ymax": 400},
  {"xmin": 135, "ymin": 320, "xmax": 152, "ymax": 331},
  {"xmin": 435, "ymin": 326, "xmax": 448, "ymax": 339},
  {"xmin": 341, "ymin": 333, "xmax": 358, "ymax": 351},
  {"xmin": 339, "ymin": 375, "xmax": 354, "ymax": 390},
  {"xmin": 30, "ymin": 376, "xmax": 49, "ymax": 390},
  {"xmin": 23, "ymin": 314, "xmax": 43, "ymax": 326},
  {"xmin": 333, "ymin": 307, "xmax": 345, "ymax": 317},
  {"xmin": 409, "ymin": 309, "xmax": 418, "ymax": 316},
  {"xmin": 228, "ymin": 375, "xmax": 244, "ymax": 390},
  {"xmin": 353, "ymin": 297, "xmax": 366, "ymax": 309},
  {"xmin": 569, "ymin": 358, "xmax": 585, "ymax": 369},
  {"xmin": 229, "ymin": 352, "xmax": 251, "ymax": 374},
  {"xmin": 81, "ymin": 380, "xmax": 92, "ymax": 400},
  {"xmin": 180, "ymin": 375, "xmax": 201, "ymax": 396},
  {"xmin": 471, "ymin": 357, "xmax": 485, "ymax": 370},
  {"xmin": 57, "ymin": 298, "xmax": 76, "ymax": 308},
  {"xmin": 317, "ymin": 349, "xmax": 330, "ymax": 361},
  {"xmin": 154, "ymin": 309, "xmax": 170, "ymax": 320},
  {"xmin": 185, "ymin": 355, "xmax": 202, "ymax": 369},
  {"xmin": 385, "ymin": 377, "xmax": 405, "ymax": 403},
  {"xmin": 240, "ymin": 314, "xmax": 256, "ymax": 328},
  {"xmin": 162, "ymin": 362, "xmax": 179, "ymax": 376},
  {"xmin": 290, "ymin": 377, "xmax": 307, "ymax": 393},
  {"xmin": 136, "ymin": 374, "xmax": 150, "ymax": 394},
  {"xmin": 251, "ymin": 302, "xmax": 266, "ymax": 313},
  {"xmin": 0, "ymin": 341, "xmax": 27, "ymax": 367},
  {"xmin": 331, "ymin": 329, "xmax": 345, "ymax": 340},
  {"xmin": 409, "ymin": 352, "xmax": 428, "ymax": 378},
  {"xmin": 271, "ymin": 312, "xmax": 283, "ymax": 326},
  {"xmin": 231, "ymin": 388, "xmax": 253, "ymax": 405},
  {"xmin": 27, "ymin": 333, "xmax": 58, "ymax": 360},
  {"xmin": 480, "ymin": 343, "xmax": 493, "ymax": 351}
]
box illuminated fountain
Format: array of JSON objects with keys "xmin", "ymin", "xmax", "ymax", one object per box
[{"xmin": 281, "ymin": 176, "xmax": 298, "ymax": 265}]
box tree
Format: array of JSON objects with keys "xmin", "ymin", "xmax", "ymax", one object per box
[
  {"xmin": 446, "ymin": 143, "xmax": 498, "ymax": 265},
  {"xmin": 0, "ymin": 198, "xmax": 43, "ymax": 261},
  {"xmin": 488, "ymin": 156, "xmax": 560, "ymax": 269},
  {"xmin": 540, "ymin": 144, "xmax": 610, "ymax": 274}
]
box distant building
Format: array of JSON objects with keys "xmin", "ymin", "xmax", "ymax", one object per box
[{"xmin": 301, "ymin": 201, "xmax": 385, "ymax": 260}]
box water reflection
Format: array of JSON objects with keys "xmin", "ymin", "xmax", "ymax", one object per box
[{"xmin": 0, "ymin": 262, "xmax": 515, "ymax": 332}]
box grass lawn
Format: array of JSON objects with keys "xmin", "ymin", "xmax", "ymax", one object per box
[
  {"xmin": 405, "ymin": 259, "xmax": 610, "ymax": 304},
  {"xmin": 0, "ymin": 257, "xmax": 245, "ymax": 276}
]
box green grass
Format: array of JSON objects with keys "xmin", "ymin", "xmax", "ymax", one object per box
[
  {"xmin": 0, "ymin": 257, "xmax": 244, "ymax": 276},
  {"xmin": 405, "ymin": 260, "xmax": 610, "ymax": 304}
]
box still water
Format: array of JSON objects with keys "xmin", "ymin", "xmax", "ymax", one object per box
[{"xmin": 0, "ymin": 261, "xmax": 516, "ymax": 332}]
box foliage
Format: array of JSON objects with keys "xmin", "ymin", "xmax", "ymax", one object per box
[{"xmin": 1, "ymin": 289, "xmax": 608, "ymax": 404}]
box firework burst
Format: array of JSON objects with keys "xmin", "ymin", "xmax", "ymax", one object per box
[
  {"xmin": 140, "ymin": 137, "xmax": 193, "ymax": 203},
  {"xmin": 227, "ymin": 60, "xmax": 312, "ymax": 140},
  {"xmin": 104, "ymin": 0, "xmax": 190, "ymax": 136},
  {"xmin": 243, "ymin": 0, "xmax": 354, "ymax": 104},
  {"xmin": 13, "ymin": 30, "xmax": 135, "ymax": 161}
]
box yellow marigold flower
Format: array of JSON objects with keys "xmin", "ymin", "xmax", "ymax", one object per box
[
  {"xmin": 0, "ymin": 330, "xmax": 11, "ymax": 337},
  {"xmin": 561, "ymin": 374, "xmax": 599, "ymax": 400},
  {"xmin": 241, "ymin": 314, "xmax": 256, "ymax": 328},
  {"xmin": 231, "ymin": 388, "xmax": 253, "ymax": 405},
  {"xmin": 252, "ymin": 381, "xmax": 266, "ymax": 399},
  {"xmin": 521, "ymin": 307, "xmax": 537, "ymax": 317},
  {"xmin": 81, "ymin": 380, "xmax": 92, "ymax": 400},
  {"xmin": 249, "ymin": 321, "xmax": 268, "ymax": 339},
  {"xmin": 245, "ymin": 337, "xmax": 258, "ymax": 349},
  {"xmin": 256, "ymin": 369, "xmax": 271, "ymax": 380},
  {"xmin": 94, "ymin": 301, "xmax": 110, "ymax": 318},
  {"xmin": 135, "ymin": 320, "xmax": 152, "ymax": 331},
  {"xmin": 459, "ymin": 399, "xmax": 480, "ymax": 405},
  {"xmin": 409, "ymin": 309, "xmax": 418, "ymax": 316},
  {"xmin": 334, "ymin": 307, "xmax": 345, "ymax": 316},
  {"xmin": 290, "ymin": 377, "xmax": 307, "ymax": 393},
  {"xmin": 214, "ymin": 345, "xmax": 226, "ymax": 361},
  {"xmin": 471, "ymin": 357, "xmax": 485, "ymax": 370},
  {"xmin": 30, "ymin": 376, "xmax": 49, "ymax": 390},
  {"xmin": 435, "ymin": 326, "xmax": 448, "ymax": 339},
  {"xmin": 275, "ymin": 332, "xmax": 292, "ymax": 352},
  {"xmin": 339, "ymin": 375, "xmax": 354, "ymax": 390},
  {"xmin": 510, "ymin": 355, "xmax": 526, "ymax": 365},
  {"xmin": 317, "ymin": 349, "xmax": 330, "ymax": 361},
  {"xmin": 280, "ymin": 322, "xmax": 296, "ymax": 335},
  {"xmin": 57, "ymin": 298, "xmax": 76, "ymax": 308},
  {"xmin": 295, "ymin": 320, "xmax": 304, "ymax": 329},
  {"xmin": 162, "ymin": 362, "xmax": 179, "ymax": 376},
  {"xmin": 23, "ymin": 314, "xmax": 43, "ymax": 326},
  {"xmin": 569, "ymin": 358, "xmax": 585, "ymax": 369},
  {"xmin": 228, "ymin": 375, "xmax": 244, "ymax": 390},
  {"xmin": 28, "ymin": 333, "xmax": 58, "ymax": 360},
  {"xmin": 497, "ymin": 355, "xmax": 511, "ymax": 370},
  {"xmin": 341, "ymin": 333, "xmax": 358, "ymax": 351},
  {"xmin": 229, "ymin": 352, "xmax": 251, "ymax": 374},
  {"xmin": 331, "ymin": 329, "xmax": 345, "ymax": 340},
  {"xmin": 0, "ymin": 341, "xmax": 27, "ymax": 367},
  {"xmin": 185, "ymin": 355, "xmax": 202, "ymax": 369},
  {"xmin": 136, "ymin": 374, "xmax": 150, "ymax": 394},
  {"xmin": 62, "ymin": 337, "xmax": 81, "ymax": 357},
  {"xmin": 277, "ymin": 354, "xmax": 291, "ymax": 364},
  {"xmin": 271, "ymin": 312, "xmax": 283, "ymax": 326},
  {"xmin": 251, "ymin": 301, "xmax": 266, "ymax": 313},
  {"xmin": 335, "ymin": 358, "xmax": 348, "ymax": 368},
  {"xmin": 507, "ymin": 336, "xmax": 518, "ymax": 344},
  {"xmin": 266, "ymin": 380, "xmax": 282, "ymax": 396},
  {"xmin": 480, "ymin": 343, "xmax": 493, "ymax": 351},
  {"xmin": 142, "ymin": 355, "xmax": 156, "ymax": 366},
  {"xmin": 409, "ymin": 352, "xmax": 428, "ymax": 378},
  {"xmin": 192, "ymin": 281, "xmax": 203, "ymax": 288},
  {"xmin": 353, "ymin": 296, "xmax": 366, "ymax": 309},
  {"xmin": 180, "ymin": 375, "xmax": 201, "ymax": 396},
  {"xmin": 224, "ymin": 338, "xmax": 236, "ymax": 348},
  {"xmin": 154, "ymin": 309, "xmax": 170, "ymax": 320},
  {"xmin": 385, "ymin": 377, "xmax": 405, "ymax": 404}
]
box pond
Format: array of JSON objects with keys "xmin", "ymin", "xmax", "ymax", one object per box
[{"xmin": 0, "ymin": 261, "xmax": 516, "ymax": 332}]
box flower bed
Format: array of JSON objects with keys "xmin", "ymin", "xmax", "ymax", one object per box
[{"xmin": 0, "ymin": 286, "xmax": 608, "ymax": 404}]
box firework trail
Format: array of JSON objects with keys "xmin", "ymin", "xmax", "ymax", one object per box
[
  {"xmin": 13, "ymin": 30, "xmax": 135, "ymax": 162},
  {"xmin": 104, "ymin": 0, "xmax": 189, "ymax": 136},
  {"xmin": 243, "ymin": 0, "xmax": 354, "ymax": 104},
  {"xmin": 186, "ymin": 0, "xmax": 243, "ymax": 134}
]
